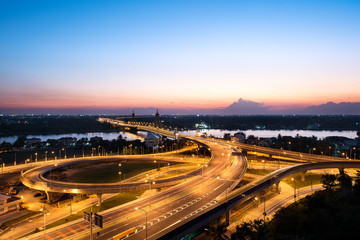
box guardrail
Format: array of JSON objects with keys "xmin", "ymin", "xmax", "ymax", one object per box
[
  {"xmin": 21, "ymin": 144, "xmax": 214, "ymax": 194},
  {"xmin": 158, "ymin": 160, "xmax": 360, "ymax": 240}
]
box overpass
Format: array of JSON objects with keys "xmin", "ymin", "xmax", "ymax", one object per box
[
  {"xmin": 21, "ymin": 156, "xmax": 211, "ymax": 195},
  {"xmin": 159, "ymin": 160, "xmax": 360, "ymax": 240},
  {"xmin": 16, "ymin": 118, "xmax": 359, "ymax": 240},
  {"xmin": 14, "ymin": 119, "xmax": 247, "ymax": 240}
]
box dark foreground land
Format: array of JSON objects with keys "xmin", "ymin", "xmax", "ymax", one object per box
[{"xmin": 227, "ymin": 171, "xmax": 360, "ymax": 240}]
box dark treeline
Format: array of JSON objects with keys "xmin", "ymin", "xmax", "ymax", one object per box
[
  {"xmin": 135, "ymin": 115, "xmax": 360, "ymax": 131},
  {"xmin": 0, "ymin": 115, "xmax": 115, "ymax": 136},
  {"xmin": 1, "ymin": 115, "xmax": 360, "ymax": 137}
]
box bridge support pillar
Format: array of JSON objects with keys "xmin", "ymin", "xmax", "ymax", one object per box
[
  {"xmin": 301, "ymin": 171, "xmax": 307, "ymax": 182},
  {"xmin": 338, "ymin": 168, "xmax": 345, "ymax": 174},
  {"xmin": 97, "ymin": 194, "xmax": 102, "ymax": 207},
  {"xmin": 275, "ymin": 182, "xmax": 281, "ymax": 193},
  {"xmin": 45, "ymin": 191, "xmax": 50, "ymax": 203},
  {"xmin": 225, "ymin": 209, "xmax": 231, "ymax": 226},
  {"xmin": 269, "ymin": 154, "xmax": 273, "ymax": 159}
]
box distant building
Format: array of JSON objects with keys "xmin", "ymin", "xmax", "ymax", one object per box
[
  {"xmin": 0, "ymin": 193, "xmax": 22, "ymax": 215},
  {"xmin": 231, "ymin": 132, "xmax": 246, "ymax": 143},
  {"xmin": 195, "ymin": 122, "xmax": 209, "ymax": 129},
  {"xmin": 196, "ymin": 129, "xmax": 207, "ymax": 138},
  {"xmin": 154, "ymin": 109, "xmax": 160, "ymax": 127},
  {"xmin": 145, "ymin": 132, "xmax": 162, "ymax": 148},
  {"xmin": 90, "ymin": 136, "xmax": 103, "ymax": 143},
  {"xmin": 25, "ymin": 137, "xmax": 41, "ymax": 147},
  {"xmin": 58, "ymin": 137, "xmax": 77, "ymax": 146},
  {"xmin": 246, "ymin": 138, "xmax": 270, "ymax": 147},
  {"xmin": 131, "ymin": 110, "xmax": 136, "ymax": 123}
]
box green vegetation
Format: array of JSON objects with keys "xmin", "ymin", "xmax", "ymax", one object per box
[
  {"xmin": 283, "ymin": 172, "xmax": 323, "ymax": 189},
  {"xmin": 68, "ymin": 162, "xmax": 159, "ymax": 183},
  {"xmin": 33, "ymin": 191, "xmax": 144, "ymax": 234},
  {"xmin": 246, "ymin": 168, "xmax": 274, "ymax": 176},
  {"xmin": 229, "ymin": 170, "xmax": 360, "ymax": 240},
  {"xmin": 0, "ymin": 211, "xmax": 40, "ymax": 229},
  {"xmin": 154, "ymin": 168, "xmax": 196, "ymax": 180}
]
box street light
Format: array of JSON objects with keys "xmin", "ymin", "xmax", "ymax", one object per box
[
  {"xmin": 262, "ymin": 160, "xmax": 265, "ymax": 170},
  {"xmin": 40, "ymin": 205, "xmax": 49, "ymax": 238},
  {"xmin": 350, "ymin": 147, "xmax": 356, "ymax": 160},
  {"xmin": 291, "ymin": 177, "xmax": 296, "ymax": 202},
  {"xmin": 135, "ymin": 207, "xmax": 147, "ymax": 240}
]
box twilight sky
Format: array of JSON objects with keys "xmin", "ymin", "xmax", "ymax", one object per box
[{"xmin": 1, "ymin": 0, "xmax": 360, "ymax": 113}]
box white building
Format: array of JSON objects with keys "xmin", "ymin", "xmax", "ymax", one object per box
[
  {"xmin": 145, "ymin": 133, "xmax": 162, "ymax": 148},
  {"xmin": 231, "ymin": 132, "xmax": 246, "ymax": 143},
  {"xmin": 0, "ymin": 193, "xmax": 22, "ymax": 215}
]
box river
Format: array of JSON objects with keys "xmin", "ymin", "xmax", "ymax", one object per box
[{"xmin": 0, "ymin": 129, "xmax": 357, "ymax": 144}]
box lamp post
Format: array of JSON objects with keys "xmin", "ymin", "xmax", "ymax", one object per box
[
  {"xmin": 40, "ymin": 205, "xmax": 49, "ymax": 238},
  {"xmin": 135, "ymin": 207, "xmax": 147, "ymax": 240},
  {"xmin": 291, "ymin": 177, "xmax": 296, "ymax": 202},
  {"xmin": 263, "ymin": 194, "xmax": 266, "ymax": 222},
  {"xmin": 350, "ymin": 147, "xmax": 356, "ymax": 160},
  {"xmin": 45, "ymin": 151, "xmax": 48, "ymax": 161}
]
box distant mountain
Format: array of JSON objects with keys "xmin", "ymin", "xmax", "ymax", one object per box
[
  {"xmin": 1, "ymin": 100, "xmax": 359, "ymax": 115},
  {"xmin": 301, "ymin": 102, "xmax": 360, "ymax": 115},
  {"xmin": 217, "ymin": 98, "xmax": 270, "ymax": 115}
]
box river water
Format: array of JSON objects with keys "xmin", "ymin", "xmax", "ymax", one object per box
[
  {"xmin": 0, "ymin": 131, "xmax": 146, "ymax": 144},
  {"xmin": 0, "ymin": 129, "xmax": 357, "ymax": 144},
  {"xmin": 179, "ymin": 129, "xmax": 358, "ymax": 139}
]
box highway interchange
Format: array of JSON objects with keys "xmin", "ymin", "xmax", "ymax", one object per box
[{"xmin": 8, "ymin": 118, "xmax": 360, "ymax": 239}]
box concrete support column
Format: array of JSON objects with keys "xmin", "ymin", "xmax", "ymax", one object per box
[
  {"xmin": 97, "ymin": 194, "xmax": 102, "ymax": 207},
  {"xmin": 338, "ymin": 168, "xmax": 345, "ymax": 174},
  {"xmin": 301, "ymin": 171, "xmax": 307, "ymax": 181},
  {"xmin": 269, "ymin": 154, "xmax": 273, "ymax": 159},
  {"xmin": 45, "ymin": 191, "xmax": 50, "ymax": 203},
  {"xmin": 275, "ymin": 182, "xmax": 281, "ymax": 193},
  {"xmin": 225, "ymin": 209, "xmax": 231, "ymax": 226}
]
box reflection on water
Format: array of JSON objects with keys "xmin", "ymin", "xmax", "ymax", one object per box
[
  {"xmin": 1, "ymin": 129, "xmax": 357, "ymax": 144},
  {"xmin": 0, "ymin": 131, "xmax": 146, "ymax": 144},
  {"xmin": 179, "ymin": 129, "xmax": 357, "ymax": 139}
]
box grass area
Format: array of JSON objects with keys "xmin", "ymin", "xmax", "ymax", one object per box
[
  {"xmin": 44, "ymin": 190, "xmax": 144, "ymax": 230},
  {"xmin": 283, "ymin": 173, "xmax": 323, "ymax": 189},
  {"xmin": 246, "ymin": 168, "xmax": 274, "ymax": 176},
  {"xmin": 154, "ymin": 168, "xmax": 195, "ymax": 180},
  {"xmin": 68, "ymin": 162, "xmax": 159, "ymax": 183},
  {"xmin": 1, "ymin": 211, "xmax": 40, "ymax": 229}
]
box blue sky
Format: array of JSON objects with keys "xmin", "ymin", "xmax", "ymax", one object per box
[{"xmin": 1, "ymin": 0, "xmax": 359, "ymax": 112}]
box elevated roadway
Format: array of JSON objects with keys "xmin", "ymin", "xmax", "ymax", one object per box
[
  {"xmin": 18, "ymin": 120, "xmax": 247, "ymax": 240},
  {"xmin": 19, "ymin": 119, "xmax": 359, "ymax": 240},
  {"xmin": 160, "ymin": 160, "xmax": 360, "ymax": 239},
  {"xmin": 21, "ymin": 156, "xmax": 211, "ymax": 195}
]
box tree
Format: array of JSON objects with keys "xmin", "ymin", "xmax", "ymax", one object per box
[
  {"xmin": 208, "ymin": 219, "xmax": 228, "ymax": 240},
  {"xmin": 337, "ymin": 171, "xmax": 353, "ymax": 190},
  {"xmin": 321, "ymin": 173, "xmax": 337, "ymax": 190},
  {"xmin": 231, "ymin": 220, "xmax": 269, "ymax": 240},
  {"xmin": 353, "ymin": 170, "xmax": 360, "ymax": 197}
]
